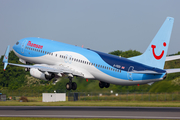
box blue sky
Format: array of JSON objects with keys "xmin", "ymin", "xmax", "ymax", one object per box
[{"xmin": 0, "ymin": 0, "xmax": 179, "ymax": 56}]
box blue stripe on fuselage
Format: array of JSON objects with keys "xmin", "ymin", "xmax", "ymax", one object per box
[
  {"xmin": 13, "ymin": 37, "xmax": 166, "ymax": 81},
  {"xmin": 91, "ymin": 50, "xmax": 166, "ymax": 73}
]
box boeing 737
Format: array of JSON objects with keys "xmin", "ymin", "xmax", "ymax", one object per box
[{"xmin": 3, "ymin": 17, "xmax": 180, "ymax": 90}]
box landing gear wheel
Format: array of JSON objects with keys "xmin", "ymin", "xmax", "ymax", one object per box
[
  {"xmin": 72, "ymin": 82, "xmax": 77, "ymax": 90},
  {"xmin": 66, "ymin": 77, "xmax": 77, "ymax": 90},
  {"xmin": 66, "ymin": 83, "xmax": 72, "ymax": 90},
  {"xmin": 99, "ymin": 82, "xmax": 105, "ymax": 88},
  {"xmin": 99, "ymin": 81, "xmax": 110, "ymax": 88},
  {"xmin": 105, "ymin": 83, "xmax": 110, "ymax": 88}
]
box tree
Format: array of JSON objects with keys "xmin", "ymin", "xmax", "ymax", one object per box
[{"xmin": 109, "ymin": 50, "xmax": 141, "ymax": 58}]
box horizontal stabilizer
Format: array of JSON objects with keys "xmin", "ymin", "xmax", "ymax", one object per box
[
  {"xmin": 165, "ymin": 68, "xmax": 180, "ymax": 73},
  {"xmin": 166, "ymin": 55, "xmax": 180, "ymax": 61},
  {"xmin": 132, "ymin": 70, "xmax": 163, "ymax": 74}
]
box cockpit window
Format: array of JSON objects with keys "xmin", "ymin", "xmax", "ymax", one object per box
[{"xmin": 16, "ymin": 42, "xmax": 19, "ymax": 45}]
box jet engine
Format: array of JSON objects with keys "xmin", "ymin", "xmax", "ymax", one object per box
[{"xmin": 30, "ymin": 68, "xmax": 55, "ymax": 81}]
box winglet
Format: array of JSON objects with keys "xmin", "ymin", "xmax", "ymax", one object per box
[{"xmin": 3, "ymin": 45, "xmax": 10, "ymax": 71}]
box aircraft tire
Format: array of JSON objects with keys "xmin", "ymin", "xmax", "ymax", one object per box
[
  {"xmin": 72, "ymin": 82, "xmax": 77, "ymax": 90},
  {"xmin": 99, "ymin": 82, "xmax": 104, "ymax": 88},
  {"xmin": 105, "ymin": 83, "xmax": 110, "ymax": 88},
  {"xmin": 66, "ymin": 83, "xmax": 72, "ymax": 90}
]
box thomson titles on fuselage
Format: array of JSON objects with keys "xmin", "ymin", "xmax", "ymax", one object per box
[{"xmin": 27, "ymin": 41, "xmax": 43, "ymax": 49}]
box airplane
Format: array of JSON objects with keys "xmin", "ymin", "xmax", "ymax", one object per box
[{"xmin": 2, "ymin": 17, "xmax": 180, "ymax": 90}]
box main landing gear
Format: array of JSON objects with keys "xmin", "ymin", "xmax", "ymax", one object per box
[
  {"xmin": 99, "ymin": 81, "xmax": 110, "ymax": 88},
  {"xmin": 66, "ymin": 77, "xmax": 77, "ymax": 90}
]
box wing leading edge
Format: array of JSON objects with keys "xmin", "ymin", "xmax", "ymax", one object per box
[{"xmin": 8, "ymin": 63, "xmax": 84, "ymax": 77}]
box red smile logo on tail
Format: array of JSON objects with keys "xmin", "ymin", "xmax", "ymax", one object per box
[{"xmin": 151, "ymin": 42, "xmax": 166, "ymax": 60}]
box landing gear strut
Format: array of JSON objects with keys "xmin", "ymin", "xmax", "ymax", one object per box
[
  {"xmin": 66, "ymin": 77, "xmax": 77, "ymax": 90},
  {"xmin": 99, "ymin": 81, "xmax": 110, "ymax": 88}
]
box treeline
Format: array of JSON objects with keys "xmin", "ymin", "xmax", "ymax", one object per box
[{"xmin": 0, "ymin": 50, "xmax": 180, "ymax": 93}]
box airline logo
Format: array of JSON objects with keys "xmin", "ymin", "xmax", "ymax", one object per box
[
  {"xmin": 27, "ymin": 41, "xmax": 43, "ymax": 49},
  {"xmin": 151, "ymin": 42, "xmax": 166, "ymax": 60}
]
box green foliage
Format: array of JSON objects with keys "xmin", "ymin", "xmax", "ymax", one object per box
[
  {"xmin": 109, "ymin": 50, "xmax": 142, "ymax": 58},
  {"xmin": 149, "ymin": 78, "xmax": 180, "ymax": 93},
  {"xmin": 0, "ymin": 51, "xmax": 27, "ymax": 89},
  {"xmin": 109, "ymin": 50, "xmax": 123, "ymax": 56},
  {"xmin": 1, "ymin": 50, "xmax": 180, "ymax": 93}
]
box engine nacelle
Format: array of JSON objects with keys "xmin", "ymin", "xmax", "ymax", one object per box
[{"xmin": 30, "ymin": 68, "xmax": 55, "ymax": 81}]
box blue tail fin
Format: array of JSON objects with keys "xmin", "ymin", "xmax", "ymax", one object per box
[
  {"xmin": 3, "ymin": 45, "xmax": 10, "ymax": 71},
  {"xmin": 129, "ymin": 17, "xmax": 174, "ymax": 69}
]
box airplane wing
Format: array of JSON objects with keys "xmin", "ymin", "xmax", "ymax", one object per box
[
  {"xmin": 8, "ymin": 63, "xmax": 84, "ymax": 77},
  {"xmin": 2, "ymin": 46, "xmax": 83, "ymax": 77},
  {"xmin": 166, "ymin": 55, "xmax": 180, "ymax": 61}
]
